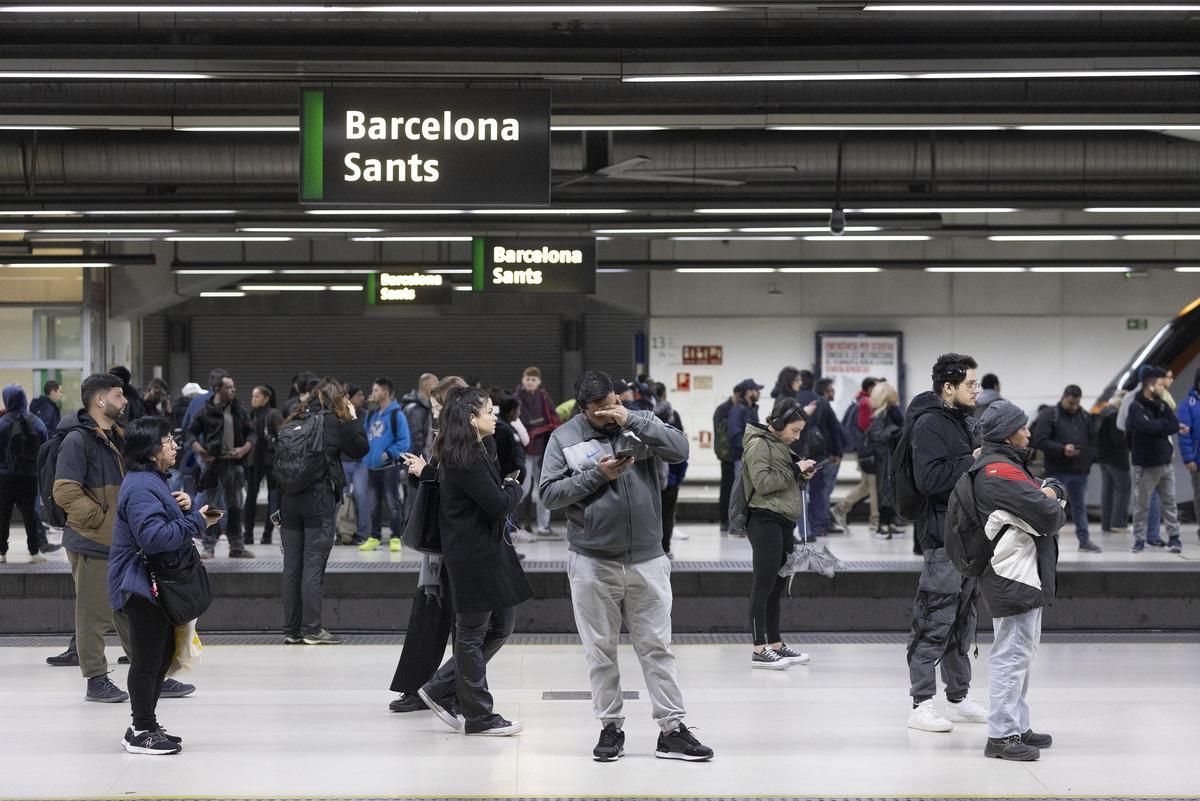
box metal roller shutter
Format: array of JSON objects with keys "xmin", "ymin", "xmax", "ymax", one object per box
[
  {"xmin": 140, "ymin": 315, "xmax": 169, "ymax": 382},
  {"xmin": 584, "ymin": 313, "xmax": 645, "ymax": 382},
  {"xmin": 189, "ymin": 314, "xmax": 566, "ymax": 402}
]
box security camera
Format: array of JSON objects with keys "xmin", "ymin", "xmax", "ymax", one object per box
[{"xmin": 829, "ymin": 206, "xmax": 846, "ymax": 236}]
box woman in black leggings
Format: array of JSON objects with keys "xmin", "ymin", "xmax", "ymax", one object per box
[{"xmin": 740, "ymin": 397, "xmax": 818, "ymax": 670}]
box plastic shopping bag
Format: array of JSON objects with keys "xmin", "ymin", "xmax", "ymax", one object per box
[{"xmin": 168, "ymin": 619, "xmax": 203, "ymax": 677}]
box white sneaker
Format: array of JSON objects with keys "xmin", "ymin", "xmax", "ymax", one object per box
[
  {"xmin": 945, "ymin": 696, "xmax": 988, "ymax": 723},
  {"xmin": 907, "ymin": 699, "xmax": 954, "ymax": 732},
  {"xmin": 29, "ymin": 553, "xmax": 48, "ymax": 564},
  {"xmin": 751, "ymin": 648, "xmax": 791, "ymax": 670},
  {"xmin": 675, "ymin": 530, "xmax": 690, "ymax": 540},
  {"xmin": 509, "ymin": 528, "xmax": 538, "ymax": 544}
]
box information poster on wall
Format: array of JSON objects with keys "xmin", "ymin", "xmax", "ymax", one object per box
[{"xmin": 817, "ymin": 331, "xmax": 904, "ymax": 403}]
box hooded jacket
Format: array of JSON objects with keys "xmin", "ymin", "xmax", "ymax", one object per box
[
  {"xmin": 28, "ymin": 394, "xmax": 61, "ymax": 436},
  {"xmin": 52, "ymin": 409, "xmax": 125, "ymax": 558},
  {"xmin": 907, "ymin": 391, "xmax": 978, "ymax": 551},
  {"xmin": 1179, "ymin": 386, "xmax": 1200, "ymax": 466},
  {"xmin": 1032, "ymin": 402, "xmax": 1096, "ymax": 476},
  {"xmin": 970, "ymin": 443, "xmax": 1066, "ymax": 618},
  {"xmin": 540, "ymin": 409, "xmax": 689, "ymax": 564},
  {"xmin": 1126, "ymin": 390, "xmax": 1179, "ymax": 468},
  {"xmin": 363, "ymin": 399, "xmax": 411, "ymax": 470},
  {"xmin": 742, "ymin": 422, "xmax": 807, "ymax": 522},
  {"xmin": 399, "ymin": 389, "xmax": 434, "ymax": 459},
  {"xmin": 726, "ymin": 398, "xmax": 759, "ymax": 460},
  {"xmin": 0, "ymin": 385, "xmax": 49, "ymax": 476}
]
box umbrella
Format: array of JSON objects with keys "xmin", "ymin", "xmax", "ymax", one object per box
[{"xmin": 780, "ymin": 486, "xmax": 845, "ymax": 587}]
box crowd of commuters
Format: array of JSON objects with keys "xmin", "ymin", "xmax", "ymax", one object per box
[{"xmin": 2, "ymin": 356, "xmax": 1196, "ymax": 762}]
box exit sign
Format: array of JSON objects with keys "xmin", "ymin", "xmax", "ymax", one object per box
[{"xmin": 1127, "ymin": 318, "xmax": 1149, "ymax": 331}]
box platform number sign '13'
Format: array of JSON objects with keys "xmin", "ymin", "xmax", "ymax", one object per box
[{"xmin": 300, "ymin": 89, "xmax": 551, "ymax": 206}]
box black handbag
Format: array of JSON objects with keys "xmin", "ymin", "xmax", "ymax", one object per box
[
  {"xmin": 138, "ymin": 545, "xmax": 213, "ymax": 626},
  {"xmin": 401, "ymin": 475, "xmax": 442, "ymax": 554}
]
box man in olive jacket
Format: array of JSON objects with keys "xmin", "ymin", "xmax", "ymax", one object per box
[{"xmin": 541, "ymin": 370, "xmax": 714, "ymax": 763}]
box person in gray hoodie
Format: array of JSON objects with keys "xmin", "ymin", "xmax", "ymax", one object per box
[{"xmin": 540, "ymin": 370, "xmax": 714, "ymax": 764}]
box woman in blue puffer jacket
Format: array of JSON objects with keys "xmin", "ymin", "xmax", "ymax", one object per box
[{"xmin": 108, "ymin": 416, "xmax": 221, "ymax": 756}]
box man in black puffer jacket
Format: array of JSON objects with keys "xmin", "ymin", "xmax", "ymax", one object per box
[
  {"xmin": 1032, "ymin": 385, "xmax": 1100, "ymax": 552},
  {"xmin": 969, "ymin": 400, "xmax": 1066, "ymax": 762}
]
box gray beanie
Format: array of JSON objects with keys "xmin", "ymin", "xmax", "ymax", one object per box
[{"xmin": 979, "ymin": 399, "xmax": 1029, "ymax": 443}]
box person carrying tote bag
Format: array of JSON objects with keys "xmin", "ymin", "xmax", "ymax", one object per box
[{"xmin": 108, "ymin": 416, "xmax": 218, "ymax": 755}]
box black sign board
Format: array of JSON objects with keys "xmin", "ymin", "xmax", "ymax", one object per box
[
  {"xmin": 301, "ymin": 89, "xmax": 550, "ymax": 206},
  {"xmin": 472, "ymin": 237, "xmax": 596, "ymax": 294},
  {"xmin": 367, "ymin": 272, "xmax": 454, "ymax": 305}
]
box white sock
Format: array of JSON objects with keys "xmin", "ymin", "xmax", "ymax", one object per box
[{"xmin": 132, "ymin": 728, "xmax": 149, "ymax": 736}]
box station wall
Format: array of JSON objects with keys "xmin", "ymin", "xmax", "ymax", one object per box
[{"xmin": 648, "ymin": 270, "xmax": 1199, "ymax": 481}]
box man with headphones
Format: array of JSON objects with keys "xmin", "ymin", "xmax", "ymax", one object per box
[{"xmin": 902, "ymin": 353, "xmax": 989, "ymax": 734}]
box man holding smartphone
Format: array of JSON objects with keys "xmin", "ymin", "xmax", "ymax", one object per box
[{"xmin": 541, "ymin": 370, "xmax": 714, "ymax": 764}]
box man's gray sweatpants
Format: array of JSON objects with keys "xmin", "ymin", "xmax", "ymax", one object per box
[
  {"xmin": 988, "ymin": 607, "xmax": 1042, "ymax": 739},
  {"xmin": 1133, "ymin": 464, "xmax": 1180, "ymax": 542},
  {"xmin": 907, "ymin": 548, "xmax": 977, "ymax": 702},
  {"xmin": 567, "ymin": 550, "xmax": 686, "ymax": 733}
]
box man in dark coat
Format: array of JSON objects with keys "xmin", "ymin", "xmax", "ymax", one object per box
[
  {"xmin": 188, "ymin": 369, "xmax": 255, "ymax": 559},
  {"xmin": 904, "ymin": 353, "xmax": 987, "ymax": 734},
  {"xmin": 1127, "ymin": 366, "xmax": 1185, "ymax": 553},
  {"xmin": 1032, "ymin": 384, "xmax": 1101, "ymax": 552}
]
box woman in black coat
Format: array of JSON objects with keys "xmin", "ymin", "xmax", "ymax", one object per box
[
  {"xmin": 414, "ymin": 387, "xmax": 530, "ymax": 737},
  {"xmin": 246, "ymin": 384, "xmax": 283, "ymax": 545}
]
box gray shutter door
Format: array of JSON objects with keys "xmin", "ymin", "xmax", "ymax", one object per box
[
  {"xmin": 140, "ymin": 315, "xmax": 169, "ymax": 382},
  {"xmin": 584, "ymin": 313, "xmax": 645, "ymax": 382},
  {"xmin": 189, "ymin": 314, "xmax": 565, "ymax": 401}
]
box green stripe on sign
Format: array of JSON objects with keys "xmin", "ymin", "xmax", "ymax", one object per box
[
  {"xmin": 366, "ymin": 272, "xmax": 377, "ymax": 305},
  {"xmin": 472, "ymin": 237, "xmax": 485, "ymax": 292},
  {"xmin": 301, "ymin": 91, "xmax": 324, "ymax": 201}
]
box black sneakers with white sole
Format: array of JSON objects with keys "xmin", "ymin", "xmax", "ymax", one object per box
[
  {"xmin": 121, "ymin": 728, "xmax": 181, "ymax": 755},
  {"xmin": 655, "ymin": 723, "xmax": 714, "ymax": 761}
]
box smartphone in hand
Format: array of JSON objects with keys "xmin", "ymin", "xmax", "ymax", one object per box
[{"xmin": 505, "ymin": 470, "xmax": 521, "ymax": 482}]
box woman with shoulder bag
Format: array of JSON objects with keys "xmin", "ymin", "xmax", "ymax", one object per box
[
  {"xmin": 108, "ymin": 416, "xmax": 220, "ymax": 755},
  {"xmin": 413, "ymin": 387, "xmax": 530, "ymax": 736},
  {"xmin": 742, "ymin": 398, "xmax": 817, "ymax": 671},
  {"xmin": 277, "ymin": 380, "xmax": 368, "ymax": 646}
]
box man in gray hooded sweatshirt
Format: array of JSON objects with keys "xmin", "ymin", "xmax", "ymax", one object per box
[{"xmin": 541, "ymin": 370, "xmax": 714, "ymax": 764}]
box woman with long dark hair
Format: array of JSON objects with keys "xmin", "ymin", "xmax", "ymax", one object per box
[
  {"xmin": 771, "ymin": 366, "xmax": 802, "ymax": 402},
  {"xmin": 414, "ymin": 387, "xmax": 530, "ymax": 736},
  {"xmin": 245, "ymin": 384, "xmax": 283, "ymax": 545},
  {"xmin": 278, "ymin": 379, "xmax": 368, "ymax": 645},
  {"xmin": 108, "ymin": 416, "xmax": 219, "ymax": 754}
]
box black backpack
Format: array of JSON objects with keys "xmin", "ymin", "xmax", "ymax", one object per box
[
  {"xmin": 713, "ymin": 402, "xmax": 733, "ymax": 463},
  {"xmin": 272, "ymin": 411, "xmax": 329, "ymax": 494},
  {"xmin": 944, "ymin": 465, "xmax": 996, "ymax": 577},
  {"xmin": 5, "ymin": 414, "xmax": 41, "ymax": 477},
  {"xmin": 840, "ymin": 402, "xmax": 864, "ymax": 454},
  {"xmin": 37, "ymin": 430, "xmax": 81, "ymax": 527},
  {"xmin": 889, "ymin": 422, "xmax": 926, "ymax": 520}
]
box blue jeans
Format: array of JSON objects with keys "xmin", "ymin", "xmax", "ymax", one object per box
[
  {"xmin": 368, "ymin": 464, "xmax": 404, "ymax": 540},
  {"xmin": 342, "ymin": 459, "xmax": 370, "ymax": 542},
  {"xmin": 1049, "ymin": 472, "xmax": 1090, "ymax": 544},
  {"xmin": 798, "ymin": 468, "xmax": 831, "ymax": 540}
]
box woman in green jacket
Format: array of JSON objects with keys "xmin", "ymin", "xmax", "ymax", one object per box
[{"xmin": 742, "ymin": 397, "xmax": 818, "ymax": 670}]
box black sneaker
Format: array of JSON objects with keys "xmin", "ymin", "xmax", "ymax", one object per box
[
  {"xmin": 124, "ymin": 726, "xmax": 183, "ymax": 747},
  {"xmin": 86, "ymin": 675, "xmax": 129, "ymax": 703},
  {"xmin": 1020, "ymin": 729, "xmax": 1052, "ymax": 748},
  {"xmin": 302, "ymin": 629, "xmax": 342, "ymax": 645},
  {"xmin": 984, "ymin": 735, "xmax": 1040, "ymax": 761},
  {"xmin": 1146, "ymin": 537, "xmax": 1167, "ymax": 548},
  {"xmin": 1168, "ymin": 537, "xmax": 1182, "ymax": 554},
  {"xmin": 160, "ymin": 678, "xmax": 195, "ymax": 698},
  {"xmin": 389, "ymin": 692, "xmax": 428, "ymax": 713},
  {"xmin": 46, "ymin": 648, "xmax": 79, "ymax": 667},
  {"xmin": 465, "ymin": 716, "xmax": 523, "ymax": 736},
  {"xmin": 593, "ymin": 723, "xmax": 625, "ymax": 762},
  {"xmin": 121, "ymin": 727, "xmax": 181, "ymax": 755},
  {"xmin": 1078, "ymin": 540, "xmax": 1103, "ymax": 553},
  {"xmin": 655, "ymin": 723, "xmax": 714, "ymax": 762}
]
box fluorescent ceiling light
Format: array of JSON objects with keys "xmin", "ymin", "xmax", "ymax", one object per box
[
  {"xmin": 674, "ymin": 267, "xmax": 779, "ymax": 273},
  {"xmin": 988, "ymin": 234, "xmax": 1118, "ymax": 241},
  {"xmin": 166, "ymin": 236, "xmax": 293, "ymax": 242},
  {"xmin": 177, "ymin": 126, "xmax": 299, "ymax": 132},
  {"xmin": 306, "ymin": 209, "xmax": 465, "ymax": 216},
  {"xmin": 695, "ymin": 208, "xmax": 831, "ymax": 215},
  {"xmin": 0, "ymin": 3, "xmax": 724, "ymax": 11},
  {"xmin": 1, "ymin": 261, "xmax": 114, "ymax": 268},
  {"xmin": 453, "ymin": 285, "xmax": 474, "ymax": 292},
  {"xmin": 594, "ymin": 227, "xmax": 732, "ymax": 234},
  {"xmin": 803, "ymin": 235, "xmax": 932, "ymax": 241},
  {"xmin": 1019, "ymin": 124, "xmax": 1200, "ymax": 130},
  {"xmin": 0, "ymin": 229, "xmax": 27, "ymax": 234},
  {"xmin": 428, "ymin": 268, "xmax": 473, "ymax": 274},
  {"xmin": 37, "ymin": 228, "xmax": 176, "ymax": 234},
  {"xmin": 199, "ymin": 291, "xmax": 247, "ymax": 298},
  {"xmin": 916, "ymin": 70, "xmax": 1200, "ymax": 79},
  {"xmin": 626, "ymin": 73, "xmax": 911, "ymax": 83},
  {"xmin": 30, "ymin": 236, "xmax": 156, "ymax": 243},
  {"xmin": 1175, "ymin": 267, "xmax": 1200, "ymax": 272},
  {"xmin": 239, "ymin": 227, "xmax": 383, "ymax": 233},
  {"xmin": 176, "ymin": 269, "xmax": 277, "ymax": 275},
  {"xmin": 597, "ymin": 268, "xmax": 632, "ymax": 273},
  {"xmin": 739, "ymin": 226, "xmax": 882, "ymax": 233},
  {"xmin": 1123, "ymin": 234, "xmax": 1200, "ymax": 240},
  {"xmin": 328, "ymin": 284, "xmax": 364, "ymax": 291},
  {"xmin": 865, "ymin": 4, "xmax": 1200, "ymax": 11},
  {"xmin": 351, "ymin": 235, "xmax": 472, "ymax": 242},
  {"xmin": 850, "ymin": 207, "xmax": 1018, "ymax": 214},
  {"xmin": 0, "ymin": 210, "xmax": 79, "ymax": 216},
  {"xmin": 671, "ymin": 235, "xmax": 797, "ymax": 241},
  {"xmin": 0, "ymin": 124, "xmax": 75, "ymax": 130},
  {"xmin": 470, "ymin": 209, "xmax": 629, "ymax": 215},
  {"xmin": 925, "ymin": 266, "xmax": 1028, "ymax": 273},
  {"xmin": 778, "ymin": 267, "xmax": 884, "ymax": 273},
  {"xmin": 0, "ymin": 70, "xmax": 209, "ymax": 79},
  {"xmin": 770, "ymin": 125, "xmax": 1003, "ymax": 131},
  {"xmin": 552, "ymin": 125, "xmax": 666, "ymax": 131},
  {"xmin": 1028, "ymin": 266, "xmax": 1131, "ymax": 273},
  {"xmin": 280, "ymin": 268, "xmax": 377, "ymax": 274},
  {"xmin": 625, "ymin": 69, "xmax": 1199, "ymax": 83},
  {"xmin": 238, "ymin": 284, "xmax": 327, "ymax": 292},
  {"xmin": 1086, "ymin": 207, "xmax": 1200, "ymax": 213},
  {"xmin": 84, "ymin": 209, "xmax": 236, "ymax": 216}
]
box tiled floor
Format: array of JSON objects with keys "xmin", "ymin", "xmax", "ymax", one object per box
[{"xmin": 2, "ymin": 637, "xmax": 1199, "ymax": 799}]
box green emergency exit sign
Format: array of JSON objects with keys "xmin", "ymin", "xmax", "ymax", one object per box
[{"xmin": 1127, "ymin": 318, "xmax": 1149, "ymax": 330}]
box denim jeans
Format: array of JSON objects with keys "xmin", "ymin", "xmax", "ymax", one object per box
[
  {"xmin": 200, "ymin": 461, "xmax": 247, "ymax": 552},
  {"xmin": 1048, "ymin": 472, "xmax": 1090, "ymax": 544},
  {"xmin": 367, "ymin": 464, "xmax": 404, "ymax": 540},
  {"xmin": 1147, "ymin": 489, "xmax": 1162, "ymax": 542},
  {"xmin": 988, "ymin": 607, "xmax": 1042, "ymax": 739},
  {"xmin": 342, "ymin": 459, "xmax": 370, "ymax": 542}
]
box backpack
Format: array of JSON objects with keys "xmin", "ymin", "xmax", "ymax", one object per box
[
  {"xmin": 840, "ymin": 401, "xmax": 864, "ymax": 454},
  {"xmin": 944, "ymin": 466, "xmax": 996, "ymax": 577},
  {"xmin": 713, "ymin": 402, "xmax": 733, "ymax": 463},
  {"xmin": 727, "ymin": 465, "xmax": 756, "ymax": 536},
  {"xmin": 889, "ymin": 422, "xmax": 926, "ymax": 520},
  {"xmin": 272, "ymin": 412, "xmax": 329, "ymax": 494},
  {"xmin": 37, "ymin": 430, "xmax": 80, "ymax": 527},
  {"xmin": 5, "ymin": 414, "xmax": 41, "ymax": 477}
]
